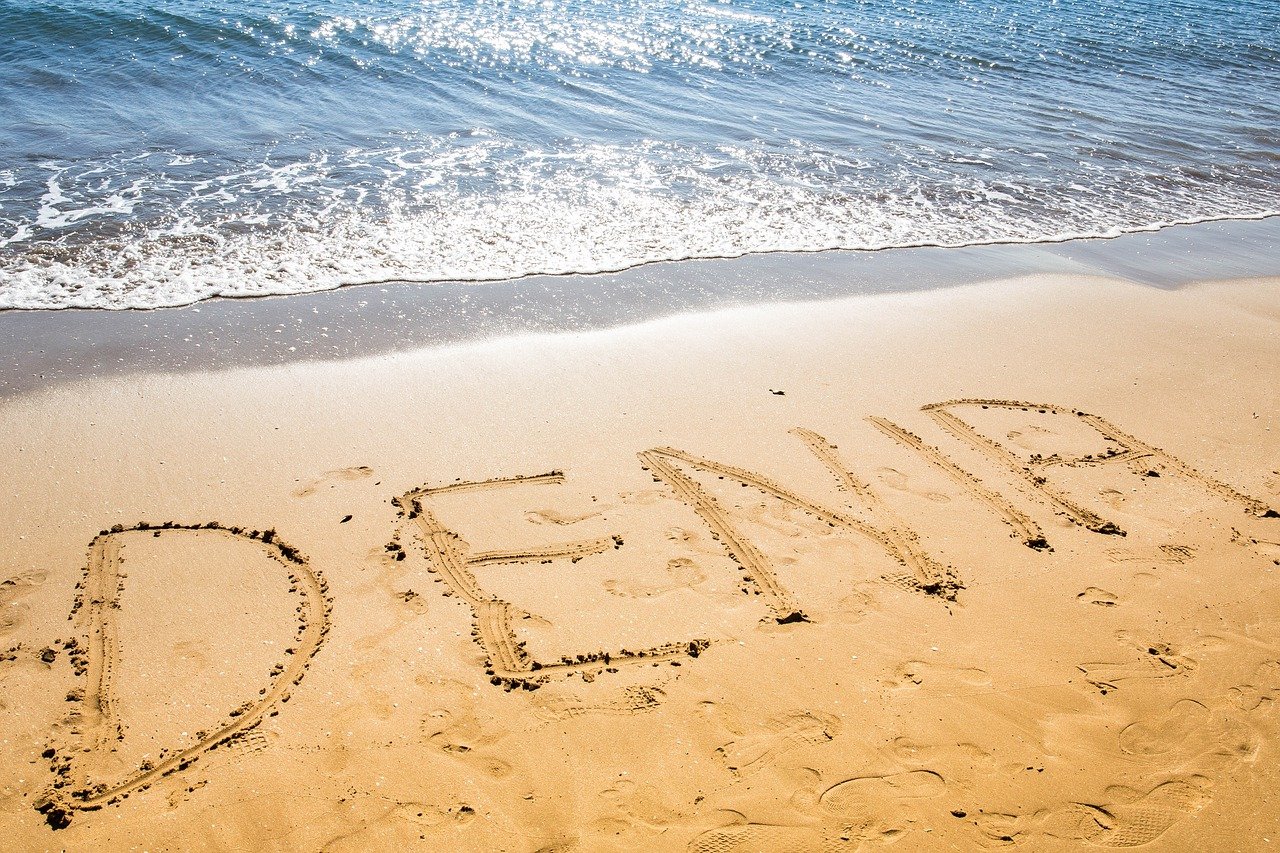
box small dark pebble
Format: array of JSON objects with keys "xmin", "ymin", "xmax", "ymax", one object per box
[{"xmin": 340, "ymin": 515, "xmax": 352, "ymax": 523}]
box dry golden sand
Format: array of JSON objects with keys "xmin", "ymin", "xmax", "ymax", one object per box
[{"xmin": 2, "ymin": 272, "xmax": 1280, "ymax": 851}]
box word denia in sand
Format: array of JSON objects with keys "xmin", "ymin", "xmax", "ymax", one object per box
[{"xmin": 37, "ymin": 400, "xmax": 1275, "ymax": 825}]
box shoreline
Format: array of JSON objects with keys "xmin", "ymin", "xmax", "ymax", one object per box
[
  {"xmin": 331, "ymin": 209, "xmax": 1280, "ymax": 293},
  {"xmin": 2, "ymin": 215, "xmax": 1279, "ymax": 400}
]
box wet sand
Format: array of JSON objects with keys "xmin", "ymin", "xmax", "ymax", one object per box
[{"xmin": 2, "ymin": 232, "xmax": 1280, "ymax": 851}]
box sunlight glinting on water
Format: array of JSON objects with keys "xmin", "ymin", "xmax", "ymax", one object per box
[{"xmin": 1, "ymin": 0, "xmax": 1277, "ymax": 308}]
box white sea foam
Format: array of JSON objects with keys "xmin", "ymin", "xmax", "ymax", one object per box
[
  {"xmin": 1, "ymin": 0, "xmax": 1276, "ymax": 310},
  {"xmin": 2, "ymin": 141, "xmax": 1277, "ymax": 310}
]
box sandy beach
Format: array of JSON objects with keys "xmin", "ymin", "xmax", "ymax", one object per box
[{"xmin": 1, "ymin": 228, "xmax": 1279, "ymax": 850}]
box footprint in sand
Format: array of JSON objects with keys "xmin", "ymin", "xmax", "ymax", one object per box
[
  {"xmin": 533, "ymin": 684, "xmax": 667, "ymax": 722},
  {"xmin": 1078, "ymin": 642, "xmax": 1196, "ymax": 693},
  {"xmin": 1096, "ymin": 488, "xmax": 1178, "ymax": 527},
  {"xmin": 886, "ymin": 660, "xmax": 991, "ymax": 690},
  {"xmin": 1004, "ymin": 425, "xmax": 1065, "ymax": 455},
  {"xmin": 875, "ymin": 467, "xmax": 951, "ymax": 503},
  {"xmin": 395, "ymin": 588, "xmax": 430, "ymax": 615},
  {"xmin": 1119, "ymin": 700, "xmax": 1213, "ymax": 757},
  {"xmin": 835, "ymin": 583, "xmax": 882, "ymax": 623},
  {"xmin": 971, "ymin": 777, "xmax": 1214, "ymax": 849},
  {"xmin": 1259, "ymin": 471, "xmax": 1280, "ymax": 500},
  {"xmin": 422, "ymin": 684, "xmax": 513, "ymax": 779},
  {"xmin": 222, "ymin": 728, "xmax": 275, "ymax": 760},
  {"xmin": 322, "ymin": 800, "xmax": 502, "ymax": 852},
  {"xmin": 595, "ymin": 779, "xmax": 689, "ymax": 834},
  {"xmin": 293, "ymin": 465, "xmax": 373, "ymax": 498},
  {"xmin": 666, "ymin": 526, "xmax": 729, "ymax": 558},
  {"xmin": 424, "ymin": 710, "xmax": 512, "ymax": 779},
  {"xmin": 707, "ymin": 704, "xmax": 842, "ymax": 779},
  {"xmin": 1105, "ymin": 543, "xmax": 1196, "ymax": 565},
  {"xmin": 1227, "ymin": 660, "xmax": 1280, "ymax": 713},
  {"xmin": 1059, "ymin": 777, "xmax": 1213, "ymax": 848},
  {"xmin": 734, "ymin": 500, "xmax": 836, "ymax": 540},
  {"xmin": 819, "ymin": 769, "xmax": 946, "ymax": 842},
  {"xmin": 819, "ymin": 769, "xmax": 947, "ymax": 813},
  {"xmin": 620, "ymin": 488, "xmax": 668, "ymax": 506},
  {"xmin": 888, "ymin": 737, "xmax": 996, "ymax": 785},
  {"xmin": 690, "ymin": 770, "xmax": 946, "ymax": 851},
  {"xmin": 165, "ymin": 777, "xmax": 208, "ymax": 810},
  {"xmin": 687, "ymin": 821, "xmax": 864, "ymax": 853},
  {"xmin": 1077, "ymin": 587, "xmax": 1119, "ymax": 607},
  {"xmin": 604, "ymin": 558, "xmax": 707, "ymax": 598},
  {"xmin": 972, "ymin": 810, "xmax": 1042, "ymax": 847},
  {"xmin": 1118, "ymin": 698, "xmax": 1258, "ymax": 774},
  {"xmin": 0, "ymin": 570, "xmax": 46, "ymax": 636}
]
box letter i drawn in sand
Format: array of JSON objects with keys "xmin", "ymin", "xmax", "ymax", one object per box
[{"xmin": 865, "ymin": 415, "xmax": 1051, "ymax": 551}]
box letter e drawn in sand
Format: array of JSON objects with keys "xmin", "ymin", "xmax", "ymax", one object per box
[
  {"xmin": 639, "ymin": 433, "xmax": 962, "ymax": 608},
  {"xmin": 922, "ymin": 399, "xmax": 1278, "ymax": 536},
  {"xmin": 38, "ymin": 522, "xmax": 332, "ymax": 828},
  {"xmin": 398, "ymin": 473, "xmax": 711, "ymax": 691}
]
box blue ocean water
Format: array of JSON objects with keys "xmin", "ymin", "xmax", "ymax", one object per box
[{"xmin": 0, "ymin": 0, "xmax": 1277, "ymax": 309}]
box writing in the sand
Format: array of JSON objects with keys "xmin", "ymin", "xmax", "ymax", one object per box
[
  {"xmin": 39, "ymin": 398, "xmax": 1278, "ymax": 824},
  {"xmin": 392, "ymin": 399, "xmax": 1276, "ymax": 690}
]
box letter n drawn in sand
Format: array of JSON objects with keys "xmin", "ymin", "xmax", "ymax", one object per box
[
  {"xmin": 399, "ymin": 474, "xmax": 710, "ymax": 690},
  {"xmin": 923, "ymin": 399, "xmax": 1277, "ymax": 536},
  {"xmin": 639, "ymin": 431, "xmax": 962, "ymax": 608}
]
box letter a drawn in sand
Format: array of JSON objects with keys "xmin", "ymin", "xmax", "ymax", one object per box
[
  {"xmin": 923, "ymin": 399, "xmax": 1277, "ymax": 536},
  {"xmin": 399, "ymin": 474, "xmax": 710, "ymax": 691}
]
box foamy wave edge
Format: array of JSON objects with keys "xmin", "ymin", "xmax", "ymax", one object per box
[{"xmin": 2, "ymin": 210, "xmax": 1278, "ymax": 312}]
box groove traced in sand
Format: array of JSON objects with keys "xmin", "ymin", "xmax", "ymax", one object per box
[
  {"xmin": 638, "ymin": 448, "xmax": 804, "ymax": 621},
  {"xmin": 924, "ymin": 402, "xmax": 1124, "ymax": 534},
  {"xmin": 641, "ymin": 438, "xmax": 962, "ymax": 608},
  {"xmin": 468, "ymin": 537, "xmax": 613, "ymax": 567},
  {"xmin": 401, "ymin": 477, "xmax": 710, "ymax": 687},
  {"xmin": 77, "ymin": 535, "xmax": 124, "ymax": 777},
  {"xmin": 923, "ymin": 400, "xmax": 1278, "ymax": 535},
  {"xmin": 791, "ymin": 428, "xmax": 958, "ymax": 595},
  {"xmin": 415, "ymin": 471, "xmax": 564, "ymax": 497},
  {"xmin": 866, "ymin": 416, "xmax": 1049, "ymax": 550},
  {"xmin": 57, "ymin": 524, "xmax": 331, "ymax": 815}
]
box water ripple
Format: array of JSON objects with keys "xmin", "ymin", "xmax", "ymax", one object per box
[{"xmin": 0, "ymin": 0, "xmax": 1277, "ymax": 308}]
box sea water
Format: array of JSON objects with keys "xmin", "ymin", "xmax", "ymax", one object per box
[{"xmin": 1, "ymin": 0, "xmax": 1277, "ymax": 309}]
